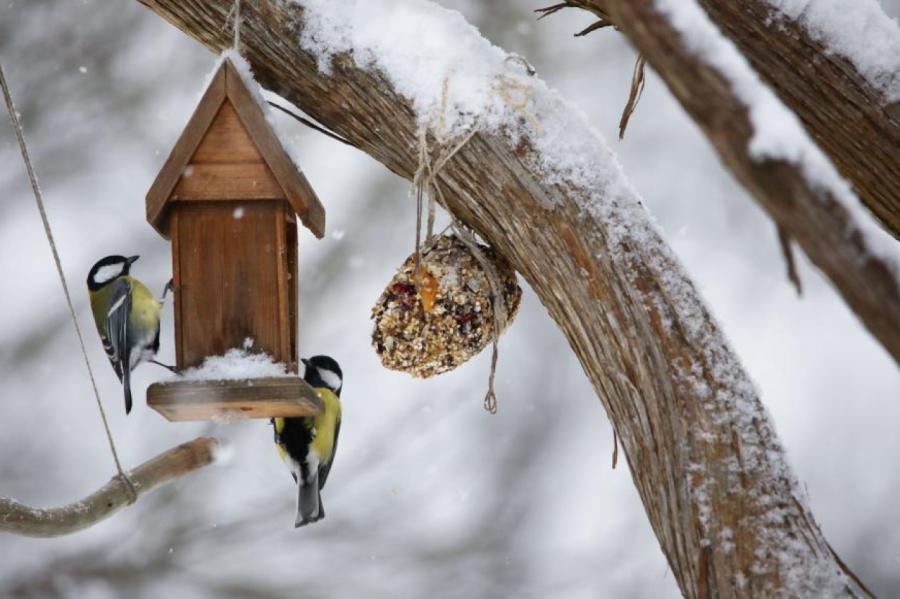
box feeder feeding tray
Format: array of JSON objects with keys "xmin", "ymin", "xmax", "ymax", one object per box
[{"xmin": 147, "ymin": 377, "xmax": 322, "ymax": 422}]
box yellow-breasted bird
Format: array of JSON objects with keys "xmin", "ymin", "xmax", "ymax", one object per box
[
  {"xmin": 272, "ymin": 355, "xmax": 343, "ymax": 527},
  {"xmin": 87, "ymin": 255, "xmax": 173, "ymax": 414}
]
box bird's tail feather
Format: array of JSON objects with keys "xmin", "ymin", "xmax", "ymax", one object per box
[
  {"xmin": 295, "ymin": 470, "xmax": 322, "ymax": 527},
  {"xmin": 123, "ymin": 363, "xmax": 132, "ymax": 415}
]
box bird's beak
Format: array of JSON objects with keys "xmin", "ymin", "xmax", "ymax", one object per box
[{"xmin": 126, "ymin": 255, "xmax": 140, "ymax": 265}]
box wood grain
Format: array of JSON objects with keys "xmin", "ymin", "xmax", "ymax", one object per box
[
  {"xmin": 224, "ymin": 60, "xmax": 326, "ymax": 238},
  {"xmin": 191, "ymin": 101, "xmax": 263, "ymax": 163},
  {"xmin": 172, "ymin": 162, "xmax": 283, "ymax": 200},
  {"xmin": 145, "ymin": 59, "xmax": 327, "ymax": 238},
  {"xmin": 274, "ymin": 202, "xmax": 292, "ymax": 369},
  {"xmin": 147, "ymin": 377, "xmax": 322, "ymax": 421},
  {"xmin": 146, "ymin": 66, "xmax": 225, "ymax": 235},
  {"xmin": 174, "ymin": 200, "xmax": 286, "ymax": 369}
]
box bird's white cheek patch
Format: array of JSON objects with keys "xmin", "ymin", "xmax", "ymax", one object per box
[
  {"xmin": 95, "ymin": 264, "xmax": 124, "ymax": 284},
  {"xmin": 317, "ymin": 368, "xmax": 342, "ymax": 391}
]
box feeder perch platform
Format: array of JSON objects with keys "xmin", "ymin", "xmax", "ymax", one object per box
[{"xmin": 147, "ymin": 377, "xmax": 323, "ymax": 422}]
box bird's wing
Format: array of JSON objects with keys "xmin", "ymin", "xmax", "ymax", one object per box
[
  {"xmin": 318, "ymin": 417, "xmax": 340, "ymax": 489},
  {"xmin": 104, "ymin": 278, "xmax": 132, "ymax": 376}
]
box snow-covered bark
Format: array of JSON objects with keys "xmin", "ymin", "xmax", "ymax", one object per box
[
  {"xmin": 693, "ymin": 0, "xmax": 900, "ymax": 238},
  {"xmin": 569, "ymin": 0, "xmax": 900, "ymax": 366},
  {"xmin": 135, "ymin": 0, "xmax": 867, "ymax": 596}
]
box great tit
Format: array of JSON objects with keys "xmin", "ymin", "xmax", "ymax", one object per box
[
  {"xmin": 272, "ymin": 355, "xmax": 343, "ymax": 527},
  {"xmin": 87, "ymin": 255, "xmax": 172, "ymax": 414}
]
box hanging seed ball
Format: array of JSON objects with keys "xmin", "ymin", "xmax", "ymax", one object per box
[{"xmin": 371, "ymin": 234, "xmax": 522, "ymax": 378}]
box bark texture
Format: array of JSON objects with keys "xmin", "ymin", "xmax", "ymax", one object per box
[
  {"xmin": 569, "ymin": 0, "xmax": 900, "ymax": 365},
  {"xmin": 135, "ymin": 1, "xmax": 861, "ymax": 596},
  {"xmin": 698, "ymin": 0, "xmax": 900, "ymax": 240},
  {"xmin": 0, "ymin": 437, "xmax": 218, "ymax": 537}
]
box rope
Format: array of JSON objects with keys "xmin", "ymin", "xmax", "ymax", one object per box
[
  {"xmin": 449, "ymin": 221, "xmax": 507, "ymax": 414},
  {"xmin": 0, "ymin": 64, "xmax": 137, "ymax": 503},
  {"xmin": 409, "ymin": 90, "xmax": 505, "ymax": 413},
  {"xmin": 231, "ymin": 0, "xmax": 241, "ymax": 50}
]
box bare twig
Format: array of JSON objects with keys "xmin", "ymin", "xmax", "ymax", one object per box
[
  {"xmin": 575, "ymin": 19, "xmax": 613, "ymax": 37},
  {"xmin": 611, "ymin": 427, "xmax": 619, "ymax": 469},
  {"xmin": 0, "ymin": 437, "xmax": 218, "ymax": 538},
  {"xmin": 535, "ymin": 2, "xmax": 573, "ymax": 20},
  {"xmin": 778, "ymin": 225, "xmax": 803, "ymax": 296},
  {"xmin": 619, "ymin": 54, "xmax": 646, "ymax": 139},
  {"xmin": 266, "ymin": 101, "xmax": 354, "ymax": 147}
]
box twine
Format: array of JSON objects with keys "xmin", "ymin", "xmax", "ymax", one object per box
[
  {"xmin": 0, "ymin": 64, "xmax": 137, "ymax": 503},
  {"xmin": 409, "ymin": 73, "xmax": 509, "ymax": 413}
]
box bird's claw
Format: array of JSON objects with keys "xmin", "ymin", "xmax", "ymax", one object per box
[{"xmin": 161, "ymin": 279, "xmax": 175, "ymax": 300}]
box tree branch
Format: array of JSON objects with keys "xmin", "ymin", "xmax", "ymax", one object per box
[
  {"xmin": 697, "ymin": 0, "xmax": 900, "ymax": 240},
  {"xmin": 564, "ymin": 0, "xmax": 900, "ymax": 364},
  {"xmin": 0, "ymin": 437, "xmax": 218, "ymax": 537},
  {"xmin": 134, "ymin": 1, "xmax": 860, "ymax": 595}
]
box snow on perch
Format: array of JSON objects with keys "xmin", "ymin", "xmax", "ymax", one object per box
[{"xmin": 178, "ymin": 341, "xmax": 288, "ymax": 381}]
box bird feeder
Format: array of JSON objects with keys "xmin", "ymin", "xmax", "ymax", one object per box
[{"xmin": 144, "ymin": 57, "xmax": 325, "ymax": 421}]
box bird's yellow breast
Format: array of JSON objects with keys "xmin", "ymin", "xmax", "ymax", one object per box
[
  {"xmin": 311, "ymin": 387, "xmax": 341, "ymax": 461},
  {"xmin": 125, "ymin": 276, "xmax": 162, "ymax": 330}
]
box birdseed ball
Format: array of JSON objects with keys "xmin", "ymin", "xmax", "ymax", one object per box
[{"xmin": 371, "ymin": 234, "xmax": 521, "ymax": 378}]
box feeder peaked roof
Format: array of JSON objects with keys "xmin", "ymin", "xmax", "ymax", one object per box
[{"xmin": 146, "ymin": 56, "xmax": 325, "ymax": 238}]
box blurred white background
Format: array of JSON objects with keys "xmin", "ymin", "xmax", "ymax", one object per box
[{"xmin": 0, "ymin": 1, "xmax": 898, "ymax": 597}]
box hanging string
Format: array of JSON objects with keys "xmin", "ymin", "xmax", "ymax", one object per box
[
  {"xmin": 409, "ymin": 84, "xmax": 506, "ymax": 413},
  {"xmin": 231, "ymin": 0, "xmax": 242, "ymax": 50},
  {"xmin": 0, "ymin": 64, "xmax": 136, "ymax": 502},
  {"xmin": 407, "ymin": 62, "xmax": 541, "ymax": 413}
]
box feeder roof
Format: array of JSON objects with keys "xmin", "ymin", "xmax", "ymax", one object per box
[{"xmin": 146, "ymin": 53, "xmax": 325, "ymax": 239}]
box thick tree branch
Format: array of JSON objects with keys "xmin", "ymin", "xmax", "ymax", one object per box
[
  {"xmin": 135, "ymin": 1, "xmax": 860, "ymax": 596},
  {"xmin": 0, "ymin": 437, "xmax": 218, "ymax": 537},
  {"xmin": 566, "ymin": 0, "xmax": 900, "ymax": 364},
  {"xmin": 697, "ymin": 0, "xmax": 900, "ymax": 240}
]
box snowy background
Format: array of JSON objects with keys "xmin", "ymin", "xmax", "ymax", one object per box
[{"xmin": 1, "ymin": 1, "xmax": 899, "ymax": 597}]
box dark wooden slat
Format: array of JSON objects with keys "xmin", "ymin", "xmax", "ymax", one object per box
[
  {"xmin": 171, "ymin": 210, "xmax": 184, "ymax": 368},
  {"xmin": 286, "ymin": 212, "xmax": 299, "ymax": 369},
  {"xmin": 147, "ymin": 377, "xmax": 323, "ymax": 421},
  {"xmin": 275, "ymin": 203, "xmax": 292, "ymax": 368},
  {"xmin": 146, "ymin": 66, "xmax": 226, "ymax": 236},
  {"xmin": 173, "ymin": 162, "xmax": 283, "ymax": 200}
]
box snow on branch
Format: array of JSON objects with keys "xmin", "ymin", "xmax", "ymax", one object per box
[
  {"xmin": 687, "ymin": 0, "xmax": 900, "ymax": 240},
  {"xmin": 0, "ymin": 437, "xmax": 218, "ymax": 538},
  {"xmin": 136, "ymin": 0, "xmax": 862, "ymax": 595},
  {"xmin": 763, "ymin": 0, "xmax": 900, "ymax": 102},
  {"xmin": 565, "ymin": 0, "xmax": 900, "ymax": 365}
]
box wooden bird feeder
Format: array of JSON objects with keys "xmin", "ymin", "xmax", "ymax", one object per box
[{"xmin": 144, "ymin": 57, "xmax": 325, "ymax": 421}]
